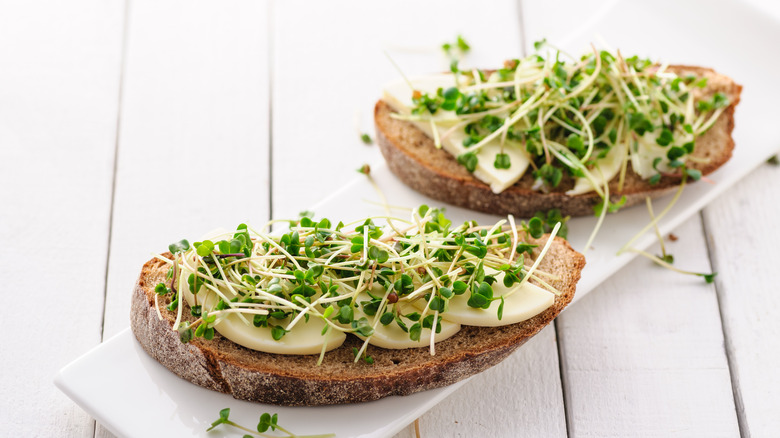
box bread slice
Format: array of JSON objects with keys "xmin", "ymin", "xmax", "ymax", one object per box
[
  {"xmin": 130, "ymin": 234, "xmax": 585, "ymax": 406},
  {"xmin": 375, "ymin": 66, "xmax": 741, "ymax": 217}
]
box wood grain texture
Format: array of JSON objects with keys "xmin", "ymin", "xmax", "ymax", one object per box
[
  {"xmin": 7, "ymin": 0, "xmax": 772, "ymax": 436},
  {"xmin": 97, "ymin": 1, "xmax": 271, "ymax": 436},
  {"xmin": 557, "ymin": 217, "xmax": 740, "ymax": 437},
  {"xmin": 271, "ymin": 1, "xmax": 569, "ymax": 435},
  {"xmin": 102, "ymin": 0, "xmax": 271, "ymax": 340},
  {"xmin": 394, "ymin": 327, "xmax": 567, "ymax": 438},
  {"xmin": 0, "ymin": 0, "xmax": 125, "ymax": 436},
  {"xmin": 271, "ymin": 0, "xmax": 526, "ymax": 220},
  {"xmin": 703, "ymin": 161, "xmax": 780, "ymax": 437}
]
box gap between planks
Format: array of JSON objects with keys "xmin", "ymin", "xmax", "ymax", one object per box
[
  {"xmin": 100, "ymin": 0, "xmax": 131, "ymax": 346},
  {"xmin": 267, "ymin": 0, "xmax": 275, "ymax": 224},
  {"xmin": 96, "ymin": 0, "xmax": 131, "ymax": 437},
  {"xmin": 701, "ymin": 210, "xmax": 748, "ymax": 438}
]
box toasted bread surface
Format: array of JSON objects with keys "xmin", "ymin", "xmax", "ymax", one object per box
[
  {"xmin": 374, "ymin": 66, "xmax": 741, "ymax": 217},
  {"xmin": 131, "ymin": 234, "xmax": 585, "ymax": 406}
]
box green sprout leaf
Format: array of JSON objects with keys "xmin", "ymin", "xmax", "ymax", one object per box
[
  {"xmin": 527, "ymin": 217, "xmax": 544, "ymax": 239},
  {"xmin": 168, "ymin": 239, "xmax": 190, "ymax": 254},
  {"xmin": 195, "ymin": 240, "xmax": 214, "ymax": 257},
  {"xmin": 206, "ymin": 408, "xmax": 231, "ymax": 431},
  {"xmin": 457, "ymin": 152, "xmax": 478, "ymax": 172},
  {"xmin": 494, "ymin": 153, "xmax": 511, "ymax": 169},
  {"xmin": 409, "ymin": 322, "xmax": 422, "ymax": 341},
  {"xmin": 270, "ymin": 325, "xmax": 288, "ymax": 341},
  {"xmin": 456, "ymin": 35, "xmax": 470, "ymax": 52},
  {"xmin": 352, "ymin": 317, "xmax": 374, "ymax": 337},
  {"xmin": 257, "ymin": 412, "xmax": 278, "ymax": 433}
]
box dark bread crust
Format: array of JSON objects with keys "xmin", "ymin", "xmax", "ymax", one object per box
[
  {"xmin": 131, "ymin": 235, "xmax": 585, "ymax": 406},
  {"xmin": 374, "ymin": 65, "xmax": 741, "ymax": 217}
]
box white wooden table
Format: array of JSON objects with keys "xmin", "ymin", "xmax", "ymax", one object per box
[{"xmin": 2, "ymin": 0, "xmax": 779, "ymax": 436}]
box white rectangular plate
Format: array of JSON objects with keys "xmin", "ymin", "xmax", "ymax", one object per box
[
  {"xmin": 56, "ymin": 0, "xmax": 780, "ymax": 436},
  {"xmin": 55, "ymin": 329, "xmax": 468, "ymax": 437}
]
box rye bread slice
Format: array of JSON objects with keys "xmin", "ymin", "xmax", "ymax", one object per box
[
  {"xmin": 130, "ymin": 234, "xmax": 585, "ymax": 406},
  {"xmin": 374, "ymin": 65, "xmax": 741, "ymax": 217}
]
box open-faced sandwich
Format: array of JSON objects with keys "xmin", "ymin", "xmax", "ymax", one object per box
[
  {"xmin": 375, "ymin": 43, "xmax": 742, "ymax": 217},
  {"xmin": 131, "ymin": 207, "xmax": 584, "ymax": 406}
]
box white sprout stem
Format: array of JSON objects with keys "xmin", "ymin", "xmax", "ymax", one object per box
[
  {"xmin": 562, "ymin": 103, "xmax": 596, "ymax": 162},
  {"xmin": 461, "ymin": 72, "xmax": 545, "ymax": 92},
  {"xmin": 429, "ymin": 118, "xmax": 442, "ymax": 149},
  {"xmin": 616, "ymin": 120, "xmax": 629, "ymax": 192},
  {"xmin": 429, "ymin": 310, "xmax": 439, "ymax": 356},
  {"xmin": 618, "ymin": 177, "xmax": 688, "ymax": 255},
  {"xmin": 154, "ymin": 294, "xmax": 163, "ymax": 320},
  {"xmin": 646, "ymin": 196, "xmax": 667, "ymax": 257},
  {"xmin": 583, "ymin": 166, "xmax": 610, "ymax": 253},
  {"xmin": 624, "ymin": 247, "xmax": 709, "ymax": 276},
  {"xmin": 503, "ymin": 222, "xmax": 561, "ymax": 298},
  {"xmin": 467, "ymin": 87, "xmax": 550, "ymax": 153},
  {"xmin": 694, "ymin": 106, "xmax": 727, "ymax": 135},
  {"xmin": 257, "ymin": 233, "xmax": 303, "ymax": 270},
  {"xmin": 508, "ymin": 215, "xmax": 519, "ymax": 265},
  {"xmin": 565, "ymin": 46, "xmax": 602, "ymax": 100},
  {"xmin": 384, "ymin": 50, "xmax": 414, "ymax": 92},
  {"xmin": 546, "ymin": 141, "xmax": 605, "ymax": 198}
]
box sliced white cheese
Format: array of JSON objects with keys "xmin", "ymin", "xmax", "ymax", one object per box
[
  {"xmin": 383, "ymin": 74, "xmax": 530, "ymax": 194},
  {"xmin": 567, "ymin": 141, "xmax": 628, "ymax": 195},
  {"xmin": 352, "ymin": 291, "xmax": 461, "ymax": 349},
  {"xmin": 178, "ymin": 257, "xmax": 346, "ymax": 355},
  {"xmin": 437, "ymin": 271, "xmax": 554, "ymax": 327},
  {"xmin": 629, "ymin": 129, "xmax": 687, "ymax": 180},
  {"xmin": 210, "ymin": 312, "xmax": 343, "ymax": 355}
]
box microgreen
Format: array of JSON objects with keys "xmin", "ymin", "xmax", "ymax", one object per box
[
  {"xmin": 208, "ymin": 408, "xmax": 335, "ymax": 437},
  {"xmin": 442, "ymin": 34, "xmax": 471, "ymax": 56},
  {"xmin": 168, "ymin": 239, "xmax": 190, "ymax": 254},
  {"xmin": 494, "ymin": 153, "xmax": 511, "ymax": 169},
  {"xmin": 351, "ymin": 346, "xmax": 374, "ymax": 364},
  {"xmin": 360, "ymin": 133, "xmax": 372, "ymax": 145},
  {"xmin": 161, "ymin": 208, "xmax": 562, "ymax": 364},
  {"xmin": 399, "ymin": 43, "xmax": 731, "ymax": 237},
  {"xmin": 593, "ymin": 195, "xmax": 627, "ymax": 216},
  {"xmin": 529, "ymin": 209, "xmax": 569, "ymax": 240},
  {"xmin": 526, "ymin": 217, "xmax": 545, "ymax": 239},
  {"xmin": 457, "ymin": 151, "xmax": 478, "ymax": 172},
  {"xmin": 154, "ymin": 283, "xmax": 170, "ymax": 296},
  {"xmin": 534, "ymin": 163, "xmax": 563, "ymax": 189}
]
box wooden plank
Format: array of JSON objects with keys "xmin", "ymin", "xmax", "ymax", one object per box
[
  {"xmin": 394, "ymin": 327, "xmax": 566, "ymax": 438},
  {"xmin": 97, "ymin": 1, "xmax": 271, "ymax": 436},
  {"xmin": 702, "ymin": 161, "xmax": 780, "ymax": 437},
  {"xmin": 557, "ymin": 217, "xmax": 740, "ymax": 437},
  {"xmin": 271, "ymin": 0, "xmax": 527, "ymax": 219},
  {"xmin": 0, "ymin": 0, "xmax": 125, "ymax": 436},
  {"xmin": 102, "ymin": 0, "xmax": 271, "ymax": 339},
  {"xmin": 520, "ymin": 0, "xmax": 619, "ymax": 51},
  {"xmin": 272, "ymin": 2, "xmax": 568, "ymax": 436},
  {"xmin": 709, "ymin": 2, "xmax": 780, "ymax": 434}
]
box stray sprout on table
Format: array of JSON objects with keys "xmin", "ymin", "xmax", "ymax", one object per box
[
  {"xmin": 617, "ymin": 175, "xmax": 717, "ymax": 282},
  {"xmin": 154, "ymin": 206, "xmax": 563, "ymax": 365},
  {"xmin": 208, "ymin": 408, "xmax": 335, "ymax": 438}
]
